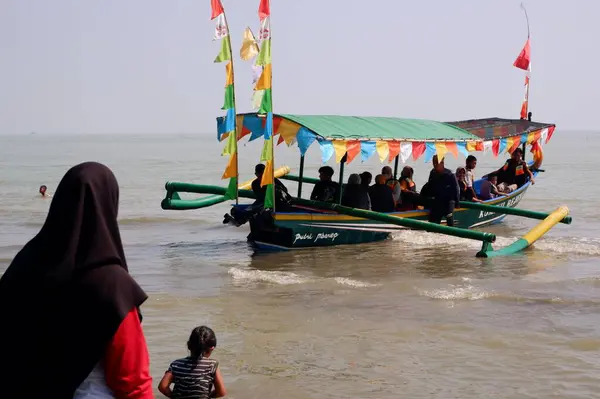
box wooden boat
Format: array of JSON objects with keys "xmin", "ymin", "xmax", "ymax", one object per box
[
  {"xmin": 161, "ymin": 0, "xmax": 571, "ymax": 257},
  {"xmin": 162, "ymin": 114, "xmax": 571, "ymax": 256}
]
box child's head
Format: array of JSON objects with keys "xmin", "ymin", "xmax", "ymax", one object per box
[
  {"xmin": 466, "ymin": 155, "xmax": 477, "ymax": 169},
  {"xmin": 187, "ymin": 326, "xmax": 217, "ymax": 358},
  {"xmin": 489, "ymin": 174, "xmax": 497, "ymax": 184}
]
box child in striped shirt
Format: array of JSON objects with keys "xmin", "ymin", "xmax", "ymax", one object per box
[{"xmin": 158, "ymin": 326, "xmax": 227, "ymax": 399}]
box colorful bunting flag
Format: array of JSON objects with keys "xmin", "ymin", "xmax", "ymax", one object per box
[
  {"xmin": 388, "ymin": 141, "xmax": 400, "ymax": 163},
  {"xmin": 240, "ymin": 27, "xmax": 260, "ymax": 60},
  {"xmin": 513, "ymin": 38, "xmax": 531, "ymax": 71},
  {"xmin": 212, "ymin": 0, "xmax": 238, "ymax": 200},
  {"xmin": 320, "ymin": 140, "xmax": 334, "ymax": 163},
  {"xmin": 346, "ymin": 141, "xmax": 361, "ymax": 164},
  {"xmin": 424, "ymin": 143, "xmax": 436, "ymax": 162},
  {"xmin": 400, "ymin": 142, "xmax": 412, "ymax": 163},
  {"xmin": 412, "ymin": 142, "xmax": 426, "ymax": 160},
  {"xmin": 376, "ymin": 141, "xmax": 389, "ymax": 162},
  {"xmin": 361, "ymin": 141, "xmax": 377, "ymax": 162}
]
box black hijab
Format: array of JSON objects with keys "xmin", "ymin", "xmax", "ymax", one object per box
[{"xmin": 0, "ymin": 162, "xmax": 147, "ymax": 398}]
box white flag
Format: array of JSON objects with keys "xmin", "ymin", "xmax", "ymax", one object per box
[{"xmin": 213, "ymin": 14, "xmax": 229, "ymax": 41}]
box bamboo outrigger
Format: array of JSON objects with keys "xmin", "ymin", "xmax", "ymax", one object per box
[{"xmin": 160, "ymin": 0, "xmax": 571, "ymax": 257}]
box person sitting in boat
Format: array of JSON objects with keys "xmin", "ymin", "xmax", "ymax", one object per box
[
  {"xmin": 398, "ymin": 166, "xmax": 420, "ymax": 210},
  {"xmin": 251, "ymin": 163, "xmax": 290, "ymax": 209},
  {"xmin": 479, "ymin": 173, "xmax": 505, "ymax": 201},
  {"xmin": 369, "ymin": 174, "xmax": 396, "ymax": 213},
  {"xmin": 381, "ymin": 166, "xmax": 401, "ymax": 205},
  {"xmin": 310, "ymin": 166, "xmax": 340, "ymax": 203},
  {"xmin": 360, "ymin": 171, "xmax": 372, "ymax": 188},
  {"xmin": 492, "ymin": 148, "xmax": 535, "ymax": 193},
  {"xmin": 456, "ymin": 167, "xmax": 481, "ymax": 202},
  {"xmin": 427, "ymin": 156, "xmax": 460, "ymax": 226},
  {"xmin": 465, "ymin": 155, "xmax": 479, "ymax": 201},
  {"xmin": 342, "ymin": 174, "xmax": 371, "ymax": 210}
]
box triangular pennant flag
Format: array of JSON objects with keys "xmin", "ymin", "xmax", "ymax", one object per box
[
  {"xmin": 333, "ymin": 140, "xmax": 347, "ymax": 163},
  {"xmin": 498, "ymin": 138, "xmax": 507, "ymax": 154},
  {"xmin": 483, "ymin": 140, "xmax": 493, "ymax": 154},
  {"xmin": 320, "ymin": 140, "xmax": 334, "ymax": 163},
  {"xmin": 252, "ymin": 90, "xmax": 265, "ymax": 110},
  {"xmin": 424, "ymin": 143, "xmax": 436, "ymax": 162},
  {"xmin": 259, "ymin": 15, "xmax": 271, "ymax": 41},
  {"xmin": 376, "ymin": 141, "xmax": 389, "ymax": 162},
  {"xmin": 256, "ymin": 39, "xmax": 272, "ymax": 66},
  {"xmin": 258, "ymin": 0, "xmax": 271, "ymax": 21},
  {"xmin": 546, "ymin": 126, "xmax": 555, "ymax": 143},
  {"xmin": 297, "ymin": 128, "xmax": 316, "ymax": 155},
  {"xmin": 260, "ymin": 138, "xmax": 273, "ymax": 162},
  {"xmin": 445, "ymin": 142, "xmax": 459, "ymax": 158},
  {"xmin": 225, "ymin": 63, "xmax": 233, "ymax": 86},
  {"xmin": 513, "ymin": 38, "xmax": 531, "ymax": 71},
  {"xmin": 435, "ymin": 142, "xmax": 448, "ymax": 160},
  {"xmin": 346, "ymin": 141, "xmax": 361, "ymax": 164},
  {"xmin": 258, "ymin": 89, "xmax": 272, "ymax": 114},
  {"xmin": 210, "ymin": 0, "xmax": 224, "ymax": 20},
  {"xmin": 492, "ymin": 139, "xmax": 500, "ymax": 157},
  {"xmin": 255, "ymin": 64, "xmax": 272, "ymax": 90},
  {"xmin": 261, "ymin": 159, "xmax": 274, "ymax": 186},
  {"xmin": 361, "ymin": 141, "xmax": 377, "ymax": 162},
  {"xmin": 388, "ymin": 141, "xmax": 400, "ymax": 163},
  {"xmin": 222, "ymin": 85, "xmax": 234, "ymax": 110},
  {"xmin": 400, "ymin": 142, "xmax": 412, "ymax": 163},
  {"xmin": 213, "ymin": 14, "xmax": 228, "ymax": 40},
  {"xmin": 264, "ymin": 112, "xmax": 273, "ymax": 139},
  {"xmin": 214, "ymin": 37, "xmax": 232, "ymax": 63},
  {"xmin": 412, "ymin": 142, "xmax": 426, "ymax": 160},
  {"xmin": 240, "ymin": 27, "xmax": 260, "ymax": 60},
  {"xmin": 222, "ymin": 154, "xmax": 237, "ymax": 179}
]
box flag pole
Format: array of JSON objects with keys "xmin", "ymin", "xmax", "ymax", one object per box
[
  {"xmin": 223, "ymin": 11, "xmax": 239, "ymax": 204},
  {"xmin": 521, "ymin": 2, "xmax": 531, "ymax": 120}
]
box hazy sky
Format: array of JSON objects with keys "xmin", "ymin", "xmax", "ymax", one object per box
[{"xmin": 0, "ymin": 0, "xmax": 598, "ymax": 134}]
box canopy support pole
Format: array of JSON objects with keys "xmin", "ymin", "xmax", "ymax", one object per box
[
  {"xmin": 338, "ymin": 153, "xmax": 347, "ymax": 204},
  {"xmin": 297, "ymin": 155, "xmax": 305, "ymax": 198},
  {"xmin": 393, "ymin": 155, "xmax": 399, "ymax": 179},
  {"xmin": 522, "ymin": 143, "xmax": 526, "ymax": 161}
]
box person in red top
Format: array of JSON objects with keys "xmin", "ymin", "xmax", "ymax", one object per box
[{"xmin": 0, "ymin": 162, "xmax": 154, "ymax": 399}]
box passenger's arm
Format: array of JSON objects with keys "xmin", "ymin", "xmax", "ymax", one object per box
[
  {"xmin": 104, "ymin": 309, "xmax": 154, "ymax": 399},
  {"xmin": 524, "ymin": 163, "xmax": 535, "ymax": 184},
  {"xmin": 158, "ymin": 372, "xmax": 174, "ymax": 398},
  {"xmin": 210, "ymin": 367, "xmax": 227, "ymax": 398}
]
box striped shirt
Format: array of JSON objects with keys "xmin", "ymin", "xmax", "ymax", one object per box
[{"xmin": 168, "ymin": 356, "xmax": 219, "ymax": 399}]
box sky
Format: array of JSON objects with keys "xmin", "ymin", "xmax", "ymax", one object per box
[{"xmin": 0, "ymin": 0, "xmax": 598, "ymax": 135}]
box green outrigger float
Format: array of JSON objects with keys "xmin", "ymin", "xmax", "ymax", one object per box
[{"xmin": 162, "ymin": 114, "xmax": 571, "ymax": 257}]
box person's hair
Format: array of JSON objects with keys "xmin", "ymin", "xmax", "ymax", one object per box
[
  {"xmin": 347, "ymin": 173, "xmax": 361, "ymax": 185},
  {"xmin": 466, "ymin": 155, "xmax": 477, "ymax": 163},
  {"xmin": 456, "ymin": 167, "xmax": 466, "ymax": 175},
  {"xmin": 433, "ymin": 155, "xmax": 444, "ymax": 168},
  {"xmin": 488, "ymin": 173, "xmax": 497, "ymax": 180},
  {"xmin": 255, "ymin": 164, "xmax": 266, "ymax": 174},
  {"xmin": 400, "ymin": 166, "xmax": 413, "ymax": 179},
  {"xmin": 318, "ymin": 166, "xmax": 334, "ymax": 177},
  {"xmin": 513, "ymin": 147, "xmax": 523, "ymax": 156},
  {"xmin": 381, "ymin": 166, "xmax": 392, "ymax": 175},
  {"xmin": 375, "ymin": 174, "xmax": 387, "ymax": 184},
  {"xmin": 187, "ymin": 326, "xmax": 217, "ymax": 361},
  {"xmin": 39, "ymin": 185, "xmax": 47, "ymax": 190},
  {"xmin": 360, "ymin": 171, "xmax": 372, "ymax": 181}
]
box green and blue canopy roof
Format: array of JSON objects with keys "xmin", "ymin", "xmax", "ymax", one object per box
[{"xmin": 216, "ymin": 113, "xmax": 556, "ymax": 163}]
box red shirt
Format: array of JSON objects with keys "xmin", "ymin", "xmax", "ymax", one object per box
[{"xmin": 104, "ymin": 308, "xmax": 154, "ymax": 399}]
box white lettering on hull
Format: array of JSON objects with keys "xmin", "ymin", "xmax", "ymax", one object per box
[
  {"xmin": 478, "ymin": 192, "xmax": 524, "ymax": 218},
  {"xmin": 293, "ymin": 232, "xmax": 339, "ymax": 244}
]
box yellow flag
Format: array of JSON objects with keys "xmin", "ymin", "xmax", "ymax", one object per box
[{"xmin": 240, "ymin": 27, "xmax": 260, "ymax": 61}]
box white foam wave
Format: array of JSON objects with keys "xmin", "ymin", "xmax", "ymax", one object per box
[
  {"xmin": 228, "ymin": 267, "xmax": 309, "ymax": 285},
  {"xmin": 333, "ymin": 277, "xmax": 381, "ymax": 288},
  {"xmin": 532, "ymin": 237, "xmax": 600, "ymax": 256},
  {"xmin": 393, "ymin": 230, "xmax": 600, "ymax": 257},
  {"xmin": 420, "ymin": 284, "xmax": 489, "ymax": 301}
]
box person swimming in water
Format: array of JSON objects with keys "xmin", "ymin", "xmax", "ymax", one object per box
[{"xmin": 39, "ymin": 185, "xmax": 51, "ymax": 197}]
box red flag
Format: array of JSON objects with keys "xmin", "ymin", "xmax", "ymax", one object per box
[
  {"xmin": 258, "ymin": 0, "xmax": 270, "ymax": 21},
  {"xmin": 412, "ymin": 142, "xmax": 426, "ymax": 160},
  {"xmin": 513, "ymin": 38, "xmax": 531, "ymax": 70},
  {"xmin": 211, "ymin": 0, "xmax": 224, "ymax": 19},
  {"xmin": 492, "ymin": 139, "xmax": 500, "ymax": 157}
]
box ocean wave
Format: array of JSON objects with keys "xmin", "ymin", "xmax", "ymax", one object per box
[
  {"xmin": 420, "ymin": 284, "xmax": 490, "ymax": 301},
  {"xmin": 393, "ymin": 230, "xmax": 600, "ymax": 257},
  {"xmin": 333, "ymin": 277, "xmax": 381, "ymax": 288},
  {"xmin": 227, "ymin": 267, "xmax": 380, "ymax": 288},
  {"xmin": 228, "ymin": 267, "xmax": 309, "ymax": 285}
]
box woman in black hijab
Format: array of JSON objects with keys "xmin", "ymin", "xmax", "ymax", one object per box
[{"xmin": 0, "ymin": 162, "xmax": 153, "ymax": 399}]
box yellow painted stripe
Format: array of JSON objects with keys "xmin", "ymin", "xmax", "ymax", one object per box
[{"xmin": 521, "ymin": 206, "xmax": 570, "ymax": 245}]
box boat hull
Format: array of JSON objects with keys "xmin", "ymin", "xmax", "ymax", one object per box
[{"xmin": 248, "ymin": 183, "xmax": 530, "ymax": 250}]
